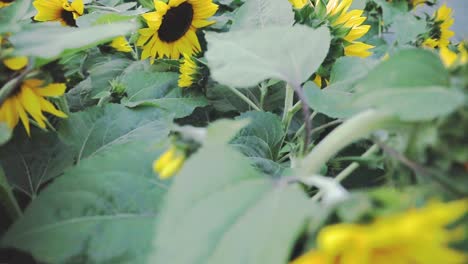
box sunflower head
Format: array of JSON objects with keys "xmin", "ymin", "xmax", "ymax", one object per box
[
  {"xmin": 422, "ymin": 4, "xmax": 454, "ymax": 49},
  {"xmin": 0, "ymin": 79, "xmax": 67, "ymax": 135},
  {"xmin": 316, "ymin": 0, "xmax": 374, "ymax": 58},
  {"xmin": 292, "ymin": 199, "xmax": 468, "ymax": 264},
  {"xmin": 137, "ymin": 0, "xmax": 218, "ymax": 62},
  {"xmin": 440, "ymin": 42, "xmax": 468, "ymax": 68},
  {"xmin": 33, "ymin": 0, "xmax": 84, "ymax": 27}
]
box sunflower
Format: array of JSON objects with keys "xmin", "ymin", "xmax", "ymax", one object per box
[
  {"xmin": 423, "ymin": 4, "xmax": 454, "ymax": 49},
  {"xmin": 153, "ymin": 145, "xmax": 186, "ymax": 179},
  {"xmin": 110, "ymin": 36, "xmax": 132, "ymax": 53},
  {"xmin": 0, "ymin": 79, "xmax": 67, "ymax": 135},
  {"xmin": 291, "ymin": 199, "xmax": 468, "ymax": 264},
  {"xmin": 320, "ymin": 0, "xmax": 374, "ymax": 57},
  {"xmin": 0, "ymin": 0, "xmax": 14, "ymax": 8},
  {"xmin": 137, "ymin": 0, "xmax": 218, "ymax": 62},
  {"xmin": 178, "ymin": 54, "xmax": 197, "ymax": 88},
  {"xmin": 33, "ymin": 0, "xmax": 84, "ymax": 27}
]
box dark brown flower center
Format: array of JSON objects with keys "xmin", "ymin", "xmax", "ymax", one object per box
[
  {"xmin": 158, "ymin": 2, "xmax": 194, "ymax": 43},
  {"xmin": 61, "ymin": 10, "xmax": 77, "ymax": 27}
]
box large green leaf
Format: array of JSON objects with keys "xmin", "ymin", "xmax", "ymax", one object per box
[
  {"xmin": 58, "ymin": 104, "xmax": 172, "ymax": 163},
  {"xmin": 0, "ymin": 130, "xmax": 74, "ymax": 197},
  {"xmin": 206, "ymin": 26, "xmax": 331, "ymax": 88},
  {"xmin": 392, "ymin": 14, "xmax": 426, "ymax": 45},
  {"xmin": 149, "ymin": 120, "xmax": 310, "ymax": 264},
  {"xmin": 351, "ymin": 86, "xmax": 465, "ymax": 121},
  {"xmin": 355, "ymin": 49, "xmax": 449, "ymax": 92},
  {"xmin": 1, "ymin": 141, "xmax": 168, "ymax": 263},
  {"xmin": 230, "ymin": 0, "xmax": 294, "ymax": 31},
  {"xmin": 10, "ymin": 21, "xmax": 137, "ymax": 59},
  {"xmin": 304, "ymin": 82, "xmax": 360, "ymax": 118}
]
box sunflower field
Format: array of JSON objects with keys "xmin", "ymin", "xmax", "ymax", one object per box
[{"xmin": 0, "ymin": 0, "xmax": 467, "ymax": 262}]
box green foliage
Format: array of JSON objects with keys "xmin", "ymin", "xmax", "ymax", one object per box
[
  {"xmin": 0, "ymin": 0, "xmax": 467, "ymax": 263},
  {"xmin": 206, "ymin": 26, "xmax": 331, "ymax": 87}
]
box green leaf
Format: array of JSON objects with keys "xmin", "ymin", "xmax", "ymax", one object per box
[
  {"xmin": 121, "ymin": 71, "xmax": 179, "ymax": 102},
  {"xmin": 392, "ymin": 14, "xmax": 426, "ymax": 45},
  {"xmin": 1, "ymin": 141, "xmax": 168, "ymax": 263},
  {"xmin": 124, "ymin": 98, "xmax": 209, "ymax": 119},
  {"xmin": 206, "ymin": 26, "xmax": 331, "ymax": 87},
  {"xmin": 10, "ymin": 21, "xmax": 137, "ymax": 59},
  {"xmin": 330, "ymin": 57, "xmax": 377, "ymax": 85},
  {"xmin": 0, "ymin": 0, "xmax": 31, "ymax": 34},
  {"xmin": 304, "ymin": 82, "xmax": 360, "ymax": 118},
  {"xmin": 352, "ymin": 86, "xmax": 465, "ymax": 121},
  {"xmin": 0, "ymin": 123, "xmax": 12, "ymax": 146},
  {"xmin": 58, "ymin": 104, "xmax": 172, "ymax": 163},
  {"xmin": 356, "ymin": 49, "xmax": 449, "ymax": 92},
  {"xmin": 0, "ymin": 130, "xmax": 74, "ymax": 197},
  {"xmin": 373, "ymin": 0, "xmax": 408, "ymax": 25},
  {"xmin": 230, "ymin": 0, "xmax": 294, "ymax": 31},
  {"xmin": 148, "ymin": 120, "xmax": 310, "ymax": 264},
  {"xmin": 235, "ymin": 111, "xmax": 283, "ymax": 150}
]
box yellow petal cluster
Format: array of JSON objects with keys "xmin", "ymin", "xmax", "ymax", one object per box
[
  {"xmin": 0, "ymin": 79, "xmax": 67, "ymax": 135},
  {"xmin": 288, "ymin": 0, "xmax": 308, "ymax": 9},
  {"xmin": 178, "ymin": 54, "xmax": 197, "ymax": 88},
  {"xmin": 423, "ymin": 4, "xmax": 454, "ymax": 49},
  {"xmin": 137, "ymin": 0, "xmax": 218, "ymax": 62},
  {"xmin": 410, "ymin": 0, "xmax": 426, "ymax": 8},
  {"xmin": 153, "ymin": 145, "xmax": 186, "ymax": 179},
  {"xmin": 320, "ymin": 0, "xmax": 374, "ymax": 57},
  {"xmin": 292, "ymin": 199, "xmax": 468, "ymax": 264},
  {"xmin": 33, "ymin": 0, "xmax": 84, "ymax": 26},
  {"xmin": 440, "ymin": 43, "xmax": 468, "ymax": 68},
  {"xmin": 110, "ymin": 36, "xmax": 132, "ymax": 53}
]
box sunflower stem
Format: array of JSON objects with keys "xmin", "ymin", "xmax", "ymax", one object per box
[
  {"xmin": 300, "ymin": 109, "xmax": 396, "ymax": 175},
  {"xmin": 282, "ymin": 83, "xmax": 295, "ymax": 124},
  {"xmin": 225, "ymin": 86, "xmax": 261, "ymax": 111},
  {"xmin": 0, "ymin": 167, "xmax": 22, "ymax": 221},
  {"xmin": 310, "ymin": 144, "xmax": 380, "ymax": 202}
]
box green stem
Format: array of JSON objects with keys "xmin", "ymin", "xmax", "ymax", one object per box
[
  {"xmin": 282, "ymin": 83, "xmax": 295, "ymax": 124},
  {"xmin": 225, "ymin": 86, "xmax": 261, "ymax": 111},
  {"xmin": 0, "ymin": 168, "xmax": 22, "ymax": 220},
  {"xmin": 300, "ymin": 110, "xmax": 395, "ymax": 175},
  {"xmin": 57, "ymin": 95, "xmax": 70, "ymax": 116},
  {"xmin": 311, "ymin": 144, "xmax": 380, "ymax": 202},
  {"xmin": 294, "ymin": 111, "xmax": 317, "ymax": 140}
]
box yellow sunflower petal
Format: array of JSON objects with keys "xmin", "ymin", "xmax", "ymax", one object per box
[
  {"xmin": 344, "ymin": 42, "xmax": 374, "ymax": 58},
  {"xmin": 32, "ymin": 83, "xmax": 66, "ymax": 97},
  {"xmin": 33, "ymin": 0, "xmax": 63, "ymax": 21},
  {"xmin": 37, "ymin": 97, "xmax": 67, "ymax": 118},
  {"xmin": 13, "ymin": 97, "xmax": 31, "ymax": 136},
  {"xmin": 71, "ymin": 0, "xmax": 84, "ymax": 15},
  {"xmin": 0, "ymin": 99, "xmax": 19, "ymax": 129},
  {"xmin": 18, "ymin": 85, "xmax": 47, "ymax": 128},
  {"xmin": 344, "ymin": 25, "xmax": 370, "ymax": 42},
  {"xmin": 3, "ymin": 56, "xmax": 28, "ymax": 70}
]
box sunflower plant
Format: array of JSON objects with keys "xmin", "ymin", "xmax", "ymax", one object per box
[{"xmin": 0, "ymin": 0, "xmax": 467, "ymax": 263}]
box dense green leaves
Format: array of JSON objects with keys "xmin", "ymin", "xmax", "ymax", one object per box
[
  {"xmin": 1, "ymin": 142, "xmax": 168, "ymax": 263},
  {"xmin": 206, "ymin": 26, "xmax": 331, "ymax": 87},
  {"xmin": 0, "ymin": 130, "xmax": 74, "ymax": 197},
  {"xmin": 149, "ymin": 120, "xmax": 310, "ymax": 264}
]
